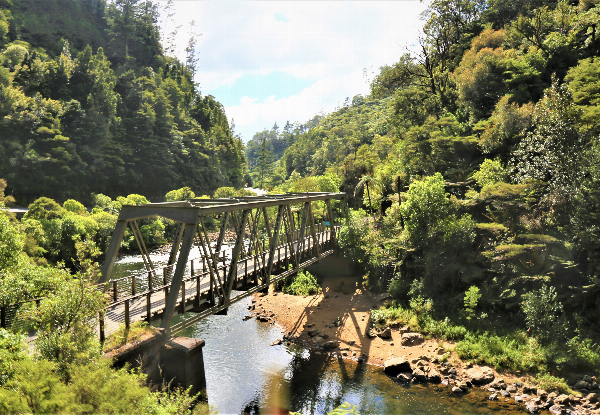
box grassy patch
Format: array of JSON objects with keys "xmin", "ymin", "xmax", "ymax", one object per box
[
  {"xmin": 103, "ymin": 321, "xmax": 159, "ymax": 353},
  {"xmin": 455, "ymin": 331, "xmax": 546, "ymax": 372}
]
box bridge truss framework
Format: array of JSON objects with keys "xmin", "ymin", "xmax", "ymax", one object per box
[{"xmin": 99, "ymin": 192, "xmax": 346, "ymax": 333}]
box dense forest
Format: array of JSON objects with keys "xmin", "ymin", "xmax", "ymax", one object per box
[
  {"xmin": 0, "ymin": 0, "xmax": 247, "ymax": 204},
  {"xmin": 251, "ymin": 0, "xmax": 600, "ymax": 382}
]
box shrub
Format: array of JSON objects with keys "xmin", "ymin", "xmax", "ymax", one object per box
[
  {"xmin": 521, "ymin": 285, "xmax": 564, "ymax": 342},
  {"xmin": 535, "ymin": 373, "xmax": 571, "ymax": 394},
  {"xmin": 473, "ymin": 158, "xmax": 508, "ymax": 187},
  {"xmin": 283, "ymin": 270, "xmax": 321, "ymax": 296}
]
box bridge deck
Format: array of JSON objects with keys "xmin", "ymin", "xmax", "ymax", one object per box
[{"xmin": 99, "ymin": 229, "xmax": 335, "ymax": 339}]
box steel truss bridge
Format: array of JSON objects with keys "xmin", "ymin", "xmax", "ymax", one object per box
[{"xmin": 96, "ymin": 192, "xmax": 346, "ymax": 339}]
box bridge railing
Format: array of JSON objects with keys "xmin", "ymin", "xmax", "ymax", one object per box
[{"xmin": 98, "ymin": 227, "xmax": 337, "ymax": 341}]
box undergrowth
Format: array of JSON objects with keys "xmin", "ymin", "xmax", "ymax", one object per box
[{"xmin": 103, "ymin": 321, "xmax": 159, "ymax": 353}]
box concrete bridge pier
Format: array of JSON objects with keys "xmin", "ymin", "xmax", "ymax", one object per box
[
  {"xmin": 160, "ymin": 337, "xmax": 207, "ymax": 397},
  {"xmin": 111, "ymin": 333, "xmax": 207, "ymax": 400}
]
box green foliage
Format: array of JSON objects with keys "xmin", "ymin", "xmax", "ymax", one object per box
[
  {"xmin": 0, "ymin": 329, "xmax": 26, "ymax": 386},
  {"xmin": 0, "ymin": 359, "xmax": 78, "ymax": 414},
  {"xmin": 455, "ymin": 331, "xmax": 546, "ymax": 372},
  {"xmin": 534, "ymin": 373, "xmax": 571, "ymax": 395},
  {"xmin": 165, "ymin": 187, "xmax": 196, "ymax": 202},
  {"xmin": 463, "ymin": 286, "xmax": 481, "ymax": 320},
  {"xmin": 513, "ymin": 78, "xmax": 585, "ymax": 212},
  {"xmin": 472, "ymin": 158, "xmax": 508, "ymax": 187},
  {"xmin": 283, "ymin": 269, "xmax": 321, "ymax": 297},
  {"xmin": 62, "ymin": 199, "xmax": 86, "ymax": 214},
  {"xmin": 103, "ymin": 321, "xmax": 158, "ymax": 353},
  {"xmin": 400, "ymin": 173, "xmax": 450, "ymax": 248},
  {"xmin": 521, "ymin": 285, "xmax": 564, "ymax": 342},
  {"xmin": 0, "ymin": 212, "xmax": 23, "ymax": 269}
]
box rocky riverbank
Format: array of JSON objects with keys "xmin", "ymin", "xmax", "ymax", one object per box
[{"xmin": 248, "ymin": 274, "xmax": 600, "ymax": 415}]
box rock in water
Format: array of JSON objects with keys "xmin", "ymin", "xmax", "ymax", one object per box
[
  {"xmin": 427, "ymin": 370, "xmax": 442, "ymax": 383},
  {"xmin": 452, "ymin": 386, "xmax": 464, "ymax": 394},
  {"xmin": 401, "ymin": 332, "xmax": 424, "ymax": 346},
  {"xmin": 384, "ymin": 357, "xmax": 412, "ymax": 376},
  {"xmin": 466, "ymin": 366, "xmax": 495, "ymax": 385}
]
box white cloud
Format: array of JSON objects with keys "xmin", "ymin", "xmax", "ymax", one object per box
[{"xmin": 158, "ymin": 0, "xmax": 428, "ymax": 141}]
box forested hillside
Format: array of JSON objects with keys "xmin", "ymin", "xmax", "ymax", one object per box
[
  {"xmin": 262, "ymin": 0, "xmax": 600, "ymax": 379},
  {"xmin": 0, "ymin": 0, "xmax": 246, "ymax": 204}
]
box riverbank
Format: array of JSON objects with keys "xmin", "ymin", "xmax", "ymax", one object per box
[{"xmin": 251, "ymin": 273, "xmax": 600, "ymax": 414}]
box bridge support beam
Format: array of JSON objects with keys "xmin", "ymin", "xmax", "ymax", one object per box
[{"xmin": 161, "ymin": 222, "xmax": 197, "ymax": 331}]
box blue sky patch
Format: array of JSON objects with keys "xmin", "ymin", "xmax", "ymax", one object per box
[
  {"xmin": 208, "ymin": 71, "xmax": 314, "ymax": 106},
  {"xmin": 274, "ymin": 13, "xmax": 289, "ymax": 22}
]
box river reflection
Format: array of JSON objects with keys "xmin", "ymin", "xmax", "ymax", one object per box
[{"xmin": 171, "ymin": 297, "xmax": 522, "ymax": 415}]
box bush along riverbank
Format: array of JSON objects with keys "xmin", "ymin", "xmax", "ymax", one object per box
[{"xmin": 246, "ymin": 271, "xmax": 600, "ymax": 415}]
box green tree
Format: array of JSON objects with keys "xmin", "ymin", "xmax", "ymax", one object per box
[
  {"xmin": 256, "ymin": 137, "xmax": 274, "ymax": 189},
  {"xmin": 513, "ymin": 77, "xmax": 584, "ymax": 214}
]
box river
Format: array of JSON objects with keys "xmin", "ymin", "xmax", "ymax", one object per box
[{"xmin": 113, "ymin": 254, "xmax": 523, "ymax": 415}]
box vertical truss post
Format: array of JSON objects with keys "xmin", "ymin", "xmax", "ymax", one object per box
[
  {"xmin": 265, "ymin": 205, "xmax": 285, "ymax": 284},
  {"xmin": 224, "ymin": 209, "xmax": 249, "ymax": 303},
  {"xmin": 161, "ymin": 222, "xmax": 197, "ymax": 331},
  {"xmin": 99, "ymin": 220, "xmax": 128, "ymax": 283},
  {"xmin": 166, "ymin": 223, "xmax": 185, "ymax": 275},
  {"xmin": 196, "ymin": 221, "xmax": 225, "ymax": 303},
  {"xmin": 307, "ymin": 201, "xmax": 320, "ymax": 259},
  {"xmin": 284, "ymin": 204, "xmax": 298, "ymax": 269},
  {"xmin": 215, "ymin": 212, "xmax": 230, "ymax": 255},
  {"xmin": 262, "ymin": 207, "xmax": 272, "ymax": 244},
  {"xmin": 297, "ymin": 202, "xmax": 308, "ymax": 263},
  {"xmin": 325, "ymin": 198, "xmax": 336, "ymax": 242}
]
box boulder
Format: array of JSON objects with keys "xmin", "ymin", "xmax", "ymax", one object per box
[
  {"xmin": 574, "ymin": 380, "xmax": 590, "ymax": 390},
  {"xmin": 500, "ymin": 390, "xmax": 511, "ymax": 398},
  {"xmin": 384, "ymin": 357, "xmax": 412, "ymax": 376},
  {"xmin": 489, "ymin": 393, "xmax": 498, "ymax": 401},
  {"xmin": 506, "ymin": 385, "xmax": 517, "ymax": 393},
  {"xmin": 548, "ymin": 405, "xmax": 565, "ymax": 415},
  {"xmin": 401, "ymin": 332, "xmax": 424, "ymax": 346},
  {"xmin": 555, "ymin": 395, "xmax": 570, "ymax": 405},
  {"xmin": 377, "ymin": 327, "xmax": 392, "ymax": 339},
  {"xmin": 413, "ymin": 368, "xmax": 428, "ymax": 382},
  {"xmin": 525, "ymin": 403, "xmax": 540, "ymax": 413},
  {"xmin": 586, "ymin": 392, "xmax": 599, "ymax": 403},
  {"xmin": 466, "ymin": 366, "xmax": 495, "ymax": 385},
  {"xmin": 515, "ymin": 395, "xmax": 524, "ymax": 404},
  {"xmin": 427, "ymin": 370, "xmax": 442, "ymax": 383},
  {"xmin": 367, "ymin": 328, "xmax": 378, "ymax": 339}
]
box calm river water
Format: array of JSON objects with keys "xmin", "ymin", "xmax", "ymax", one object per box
[{"xmin": 113, "ymin": 255, "xmax": 523, "ymax": 415}]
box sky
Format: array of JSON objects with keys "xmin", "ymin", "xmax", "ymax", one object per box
[{"xmin": 159, "ymin": 0, "xmax": 428, "ymax": 143}]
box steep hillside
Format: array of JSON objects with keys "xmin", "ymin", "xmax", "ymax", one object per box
[{"xmin": 0, "ymin": 0, "xmax": 247, "ymax": 203}]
